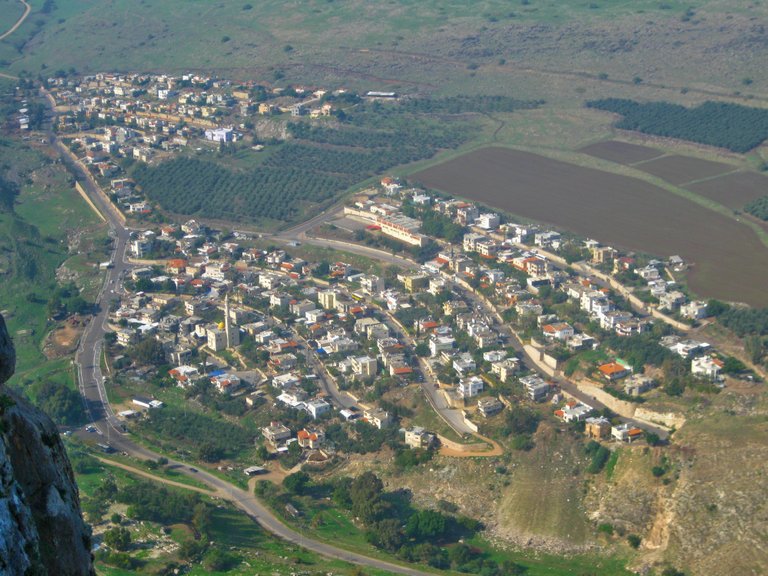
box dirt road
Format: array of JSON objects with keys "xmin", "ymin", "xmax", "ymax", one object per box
[{"xmin": 0, "ymin": 0, "xmax": 30, "ymax": 41}]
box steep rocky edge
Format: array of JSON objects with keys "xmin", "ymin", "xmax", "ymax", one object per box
[{"xmin": 0, "ymin": 313, "xmax": 94, "ymax": 576}]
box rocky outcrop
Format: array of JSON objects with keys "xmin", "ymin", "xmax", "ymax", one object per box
[{"xmin": 0, "ymin": 313, "xmax": 94, "ymax": 576}]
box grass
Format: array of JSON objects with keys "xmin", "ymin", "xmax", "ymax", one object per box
[
  {"xmin": 0, "ymin": 139, "xmax": 106, "ymax": 391},
  {"xmin": 605, "ymin": 448, "xmax": 621, "ymax": 481},
  {"xmin": 464, "ymin": 534, "xmax": 633, "ymax": 576},
  {"xmin": 496, "ymin": 428, "xmax": 593, "ymax": 545},
  {"xmin": 2, "ymin": 0, "xmax": 720, "ymax": 76},
  {"xmin": 0, "ymin": 0, "xmax": 25, "ymax": 37},
  {"xmin": 75, "ymin": 447, "xmax": 402, "ymax": 576},
  {"xmin": 96, "ymin": 452, "xmax": 214, "ymax": 492},
  {"xmin": 266, "ymin": 484, "xmax": 634, "ymax": 576},
  {"xmin": 409, "ymin": 391, "xmax": 471, "ymax": 444}
]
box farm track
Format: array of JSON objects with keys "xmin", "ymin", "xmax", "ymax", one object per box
[{"xmin": 0, "ymin": 0, "xmax": 30, "ymax": 41}]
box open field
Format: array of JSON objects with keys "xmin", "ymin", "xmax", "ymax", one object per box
[
  {"xmin": 579, "ymin": 140, "xmax": 664, "ymax": 165},
  {"xmin": 685, "ymin": 170, "xmax": 768, "ymax": 209},
  {"xmin": 3, "ymin": 0, "xmax": 768, "ymax": 106},
  {"xmin": 414, "ymin": 146, "xmax": 768, "ymax": 306},
  {"xmin": 633, "ymin": 154, "xmax": 736, "ymax": 185}
]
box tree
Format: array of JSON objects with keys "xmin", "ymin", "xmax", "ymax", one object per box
[
  {"xmin": 350, "ymin": 472, "xmax": 388, "ymax": 524},
  {"xmin": 449, "ymin": 543, "xmax": 474, "ymax": 567},
  {"xmin": 367, "ymin": 518, "xmax": 404, "ymax": 552},
  {"xmin": 664, "ymin": 377, "xmax": 685, "ymax": 397},
  {"xmin": 103, "ymin": 527, "xmax": 131, "ymax": 551},
  {"xmin": 645, "ymin": 432, "xmax": 661, "ymax": 447},
  {"xmin": 332, "ymin": 477, "xmax": 352, "ymax": 507},
  {"xmin": 197, "ymin": 441, "xmax": 224, "ymax": 462},
  {"xmin": 405, "ymin": 509, "xmax": 448, "ymax": 541},
  {"xmin": 203, "ymin": 548, "xmax": 238, "ymax": 571},
  {"xmin": 503, "ymin": 406, "xmax": 540, "ymax": 436},
  {"xmin": 192, "ymin": 503, "xmax": 212, "ymax": 538},
  {"xmin": 283, "ymin": 471, "xmax": 311, "ymax": 495},
  {"xmin": 745, "ymin": 335, "xmax": 764, "ymax": 364},
  {"xmin": 410, "ymin": 340, "xmax": 429, "ymax": 357},
  {"xmin": 627, "ymin": 534, "xmax": 641, "ymax": 549}
]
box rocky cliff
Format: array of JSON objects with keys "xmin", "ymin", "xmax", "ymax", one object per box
[{"xmin": 0, "ymin": 313, "xmax": 94, "ymax": 576}]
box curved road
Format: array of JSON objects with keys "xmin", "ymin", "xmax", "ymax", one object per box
[{"xmin": 0, "ymin": 0, "xmax": 30, "ymax": 41}]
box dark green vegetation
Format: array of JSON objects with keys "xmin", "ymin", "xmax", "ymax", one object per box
[
  {"xmin": 587, "ymin": 99, "xmax": 768, "ymax": 153},
  {"xmin": 68, "ymin": 445, "xmax": 385, "ymax": 576},
  {"xmin": 138, "ymin": 406, "xmax": 254, "ymax": 462},
  {"xmin": 268, "ymin": 471, "xmax": 495, "ymax": 572},
  {"xmin": 133, "ymin": 96, "xmax": 538, "ymax": 224},
  {"xmin": 745, "ymin": 194, "xmax": 768, "ymax": 221}
]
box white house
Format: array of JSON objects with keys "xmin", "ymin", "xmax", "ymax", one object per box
[
  {"xmin": 457, "ymin": 376, "xmax": 484, "ymax": 398},
  {"xmin": 691, "ymin": 355, "xmax": 724, "ymax": 381}
]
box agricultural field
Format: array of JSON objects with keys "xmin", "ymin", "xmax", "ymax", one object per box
[
  {"xmin": 579, "ymin": 140, "xmax": 664, "ymax": 165},
  {"xmin": 632, "ymin": 154, "xmax": 735, "ymax": 186},
  {"xmin": 685, "ymin": 171, "xmax": 768, "ymax": 209},
  {"xmin": 414, "ymin": 146, "xmax": 768, "ymax": 306},
  {"xmin": 587, "ymin": 99, "xmax": 768, "ymax": 153},
  {"xmin": 131, "ymin": 96, "xmax": 540, "ymax": 227}
]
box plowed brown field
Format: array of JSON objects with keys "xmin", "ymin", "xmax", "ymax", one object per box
[{"xmin": 414, "ymin": 147, "xmax": 768, "ymax": 306}]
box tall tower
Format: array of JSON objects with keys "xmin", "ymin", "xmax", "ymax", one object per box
[
  {"xmin": 224, "ymin": 293, "xmax": 239, "ymax": 349},
  {"xmin": 224, "ymin": 293, "xmax": 232, "ymax": 349}
]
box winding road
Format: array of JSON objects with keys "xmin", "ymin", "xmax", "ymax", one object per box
[{"xmin": 0, "ymin": 0, "xmax": 30, "ymax": 42}]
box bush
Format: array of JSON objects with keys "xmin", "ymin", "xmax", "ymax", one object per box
[
  {"xmin": 510, "ymin": 435, "xmax": 534, "ymax": 451},
  {"xmin": 283, "ymin": 471, "xmax": 311, "ymax": 495},
  {"xmin": 597, "ymin": 523, "xmax": 614, "ymax": 535},
  {"xmin": 103, "ymin": 527, "xmax": 131, "ymax": 551}
]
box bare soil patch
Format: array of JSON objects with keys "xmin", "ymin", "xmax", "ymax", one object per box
[
  {"xmin": 414, "ymin": 146, "xmax": 768, "ymax": 306},
  {"xmin": 685, "ymin": 171, "xmax": 768, "ymax": 209},
  {"xmin": 578, "ymin": 140, "xmax": 663, "ymax": 165},
  {"xmin": 633, "ymin": 154, "xmax": 734, "ymax": 185},
  {"xmin": 43, "ymin": 321, "xmax": 83, "ymax": 359}
]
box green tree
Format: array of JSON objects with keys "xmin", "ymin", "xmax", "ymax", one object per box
[
  {"xmin": 103, "ymin": 527, "xmax": 131, "ymax": 551},
  {"xmin": 350, "ymin": 472, "xmax": 388, "ymax": 524},
  {"xmin": 192, "ymin": 503, "xmax": 212, "ymax": 538},
  {"xmin": 367, "ymin": 518, "xmax": 404, "ymax": 552},
  {"xmin": 283, "ymin": 471, "xmax": 311, "ymax": 495},
  {"xmin": 405, "ymin": 509, "xmax": 448, "ymax": 541}
]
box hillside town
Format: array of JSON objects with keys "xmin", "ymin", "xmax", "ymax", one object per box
[{"xmin": 98, "ymin": 162, "xmax": 752, "ymax": 474}]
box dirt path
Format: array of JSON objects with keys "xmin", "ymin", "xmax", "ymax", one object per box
[
  {"xmin": 95, "ymin": 456, "xmax": 218, "ymax": 496},
  {"xmin": 439, "ymin": 435, "xmax": 504, "ymax": 458},
  {"xmin": 0, "ymin": 0, "xmax": 31, "ymax": 41}
]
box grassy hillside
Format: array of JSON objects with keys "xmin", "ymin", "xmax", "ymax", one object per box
[
  {"xmin": 0, "ymin": 95, "xmax": 109, "ymax": 419},
  {"xmin": 2, "ymin": 0, "xmax": 768, "ymax": 101}
]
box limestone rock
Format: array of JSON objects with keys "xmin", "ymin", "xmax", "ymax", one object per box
[{"xmin": 0, "ymin": 313, "xmax": 94, "ymax": 576}]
